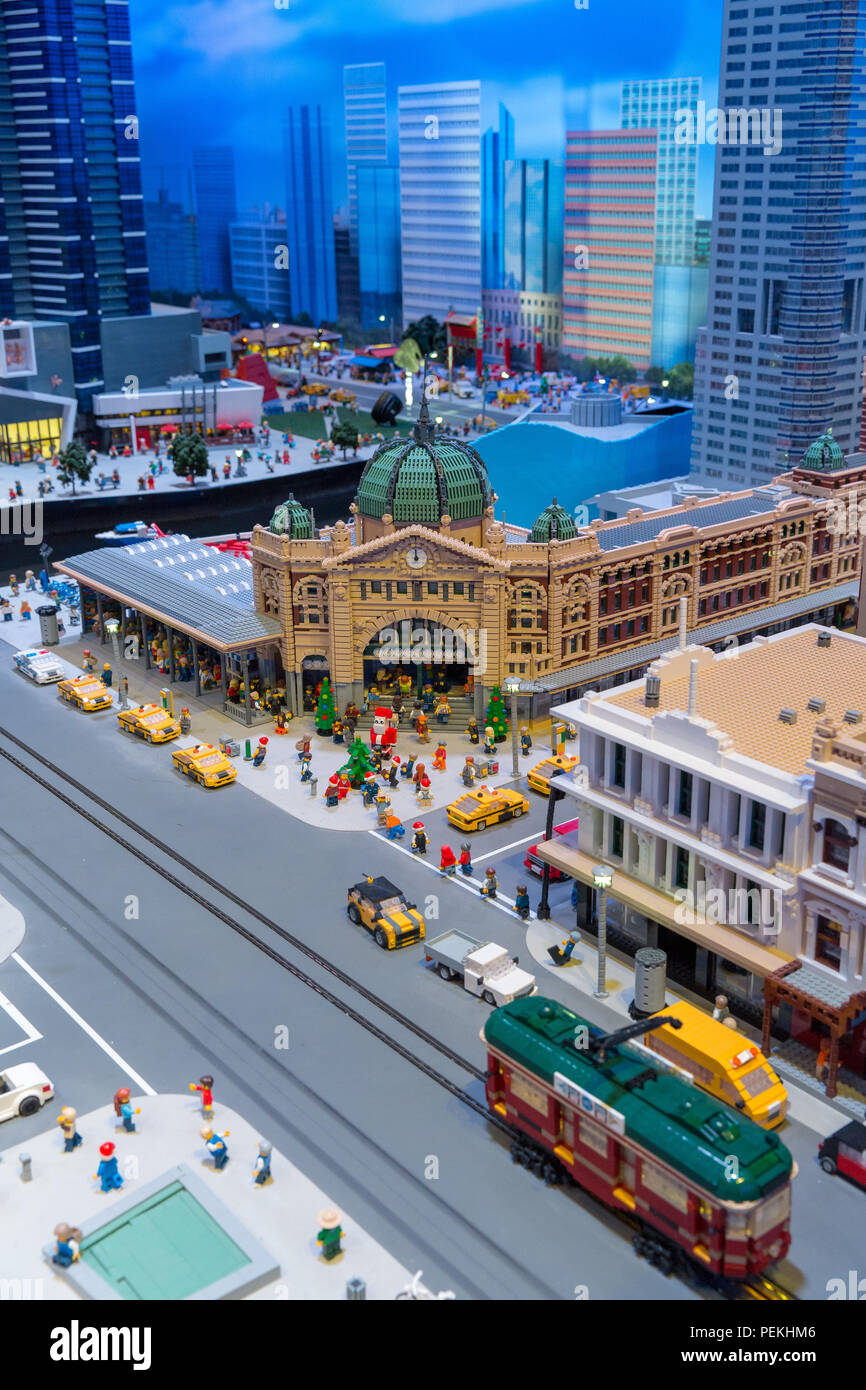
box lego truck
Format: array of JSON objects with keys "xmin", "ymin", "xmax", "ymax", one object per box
[{"xmin": 424, "ymin": 930, "xmax": 536, "ymax": 1006}]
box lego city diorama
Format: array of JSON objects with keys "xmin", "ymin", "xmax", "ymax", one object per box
[{"xmin": 0, "ymin": 0, "xmax": 865, "ymax": 1357}]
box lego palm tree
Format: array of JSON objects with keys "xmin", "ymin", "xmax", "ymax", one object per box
[
  {"xmin": 341, "ymin": 737, "xmax": 377, "ymax": 788},
  {"xmin": 314, "ymin": 676, "xmax": 336, "ymax": 735},
  {"xmin": 485, "ymin": 685, "xmax": 509, "ymax": 742}
]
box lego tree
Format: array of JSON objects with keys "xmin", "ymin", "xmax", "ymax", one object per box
[
  {"xmin": 340, "ymin": 737, "xmax": 377, "ymax": 788},
  {"xmin": 169, "ymin": 431, "xmax": 209, "ymax": 483},
  {"xmin": 56, "ymin": 441, "xmax": 93, "ymax": 496},
  {"xmin": 485, "ymin": 685, "xmax": 509, "ymax": 742},
  {"xmin": 314, "ymin": 676, "xmax": 336, "ymax": 735}
]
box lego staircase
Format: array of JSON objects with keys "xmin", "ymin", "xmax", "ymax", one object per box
[{"xmin": 351, "ymin": 694, "xmax": 476, "ymax": 731}]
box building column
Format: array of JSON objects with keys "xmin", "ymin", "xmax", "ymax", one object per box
[
  {"xmin": 140, "ymin": 610, "xmax": 150, "ymax": 669},
  {"xmin": 193, "ymin": 639, "xmax": 201, "ymax": 697},
  {"xmin": 220, "ymin": 659, "xmax": 228, "ymax": 714},
  {"xmin": 243, "ymin": 655, "xmax": 251, "ymax": 726},
  {"xmin": 167, "ymin": 627, "xmax": 176, "ymax": 683},
  {"xmin": 96, "ymin": 592, "xmax": 105, "ymax": 642}
]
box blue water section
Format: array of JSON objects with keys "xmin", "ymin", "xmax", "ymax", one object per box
[{"xmin": 474, "ymin": 411, "xmax": 693, "ymax": 528}]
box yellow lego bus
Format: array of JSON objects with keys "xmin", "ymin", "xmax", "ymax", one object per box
[{"xmin": 644, "ymin": 1000, "xmax": 788, "ymax": 1130}]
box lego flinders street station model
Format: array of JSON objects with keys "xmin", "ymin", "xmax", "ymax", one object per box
[{"xmin": 55, "ymin": 402, "xmax": 862, "ymax": 727}]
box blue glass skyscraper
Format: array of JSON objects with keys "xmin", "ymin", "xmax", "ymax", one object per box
[
  {"xmin": 503, "ymin": 159, "xmax": 563, "ymax": 294},
  {"xmin": 0, "ymin": 0, "xmax": 150, "ymax": 408},
  {"xmin": 193, "ymin": 147, "xmax": 237, "ymax": 297},
  {"xmin": 284, "ymin": 105, "xmax": 337, "ymax": 324},
  {"xmin": 481, "ymin": 103, "xmax": 514, "ymax": 290},
  {"xmin": 356, "ymin": 165, "xmax": 401, "ymax": 332}
]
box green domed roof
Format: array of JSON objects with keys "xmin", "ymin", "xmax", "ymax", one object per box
[
  {"xmin": 530, "ymin": 498, "xmax": 577, "ymax": 543},
  {"xmin": 802, "ymin": 431, "xmax": 845, "ymax": 472},
  {"xmin": 268, "ymin": 493, "xmax": 312, "ymax": 538},
  {"xmin": 357, "ymin": 399, "xmax": 494, "ymax": 524}
]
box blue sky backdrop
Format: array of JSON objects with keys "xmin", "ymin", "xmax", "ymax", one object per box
[{"xmin": 131, "ymin": 0, "xmax": 721, "ymax": 217}]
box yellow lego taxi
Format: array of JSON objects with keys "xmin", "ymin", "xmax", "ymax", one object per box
[
  {"xmin": 171, "ymin": 742, "xmax": 236, "ymax": 788},
  {"xmin": 302, "ymin": 382, "xmax": 329, "ymax": 396},
  {"xmin": 57, "ymin": 674, "xmax": 113, "ymax": 712},
  {"xmin": 117, "ymin": 702, "xmax": 180, "ymax": 743},
  {"xmin": 331, "ymin": 388, "xmax": 356, "ymax": 404},
  {"xmin": 644, "ymin": 1001, "xmax": 788, "ymax": 1130},
  {"xmin": 527, "ymin": 753, "xmax": 579, "ymax": 795},
  {"xmin": 446, "ymin": 785, "xmax": 529, "ymax": 833}
]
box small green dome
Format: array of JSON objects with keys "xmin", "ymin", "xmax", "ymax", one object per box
[
  {"xmin": 357, "ymin": 399, "xmax": 494, "ymax": 525},
  {"xmin": 802, "ymin": 431, "xmax": 845, "ymax": 472},
  {"xmin": 269, "ymin": 493, "xmax": 312, "ymax": 538},
  {"xmin": 530, "ymin": 498, "xmax": 577, "ymax": 543}
]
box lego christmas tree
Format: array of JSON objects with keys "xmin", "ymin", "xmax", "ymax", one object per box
[
  {"xmin": 485, "ymin": 685, "xmax": 509, "ymax": 742},
  {"xmin": 341, "ymin": 737, "xmax": 377, "ymax": 788},
  {"xmin": 314, "ymin": 676, "xmax": 336, "ymax": 734}
]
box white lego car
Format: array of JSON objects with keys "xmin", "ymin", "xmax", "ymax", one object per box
[
  {"xmin": 13, "ymin": 647, "xmax": 65, "ymax": 684},
  {"xmin": 0, "ymin": 1062, "xmax": 54, "ymax": 1121}
]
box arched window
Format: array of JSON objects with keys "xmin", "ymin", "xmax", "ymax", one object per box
[
  {"xmin": 293, "ymin": 578, "xmax": 328, "ymax": 626},
  {"xmin": 822, "ymin": 819, "xmax": 851, "ymax": 872},
  {"xmin": 507, "ymin": 581, "xmax": 546, "ymax": 631}
]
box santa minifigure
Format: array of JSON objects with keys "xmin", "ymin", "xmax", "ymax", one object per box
[{"xmin": 370, "ymin": 706, "xmax": 398, "ymax": 760}]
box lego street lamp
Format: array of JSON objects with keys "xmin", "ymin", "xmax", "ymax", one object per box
[
  {"xmin": 592, "ymin": 863, "xmax": 614, "ymax": 999},
  {"xmin": 103, "ymin": 617, "xmax": 127, "ymax": 709},
  {"xmin": 501, "ymin": 675, "xmax": 522, "ymax": 776},
  {"xmin": 378, "ymin": 312, "xmax": 395, "ymax": 344}
]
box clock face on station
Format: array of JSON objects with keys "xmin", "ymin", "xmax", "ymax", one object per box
[{"xmin": 406, "ymin": 546, "xmax": 428, "ymax": 569}]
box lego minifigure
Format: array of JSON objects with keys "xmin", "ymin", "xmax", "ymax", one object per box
[
  {"xmin": 189, "ymin": 1075, "xmax": 214, "ymax": 1115},
  {"xmin": 370, "ymin": 706, "xmax": 398, "ymax": 759},
  {"xmin": 300, "ymin": 751, "xmax": 313, "ymax": 783},
  {"xmin": 439, "ymin": 845, "xmax": 457, "ymax": 877},
  {"xmin": 548, "ymin": 936, "xmax": 578, "ymax": 966},
  {"xmin": 316, "ymin": 1208, "xmax": 344, "ymax": 1262},
  {"xmin": 375, "ymin": 791, "xmax": 391, "ymax": 824},
  {"xmin": 458, "ymin": 842, "xmax": 473, "ymax": 876},
  {"xmin": 337, "ymin": 774, "xmax": 351, "ymax": 800},
  {"xmin": 52, "ymin": 1223, "xmax": 82, "ymax": 1268},
  {"xmin": 467, "ymin": 717, "xmax": 479, "ymax": 744},
  {"xmin": 435, "ymin": 696, "xmax": 451, "ymax": 725},
  {"xmin": 19, "ymin": 599, "xmax": 32, "ymax": 620},
  {"xmin": 483, "ymin": 726, "xmax": 496, "ymax": 757},
  {"xmin": 415, "ymin": 711, "xmax": 430, "ymax": 743},
  {"xmin": 24, "ymin": 570, "xmax": 36, "ymax": 591},
  {"xmin": 252, "ymin": 736, "xmax": 268, "ymax": 768},
  {"xmin": 102, "ymin": 662, "xmax": 113, "ymax": 688},
  {"xmin": 332, "ymin": 718, "xmax": 344, "ymax": 745},
  {"xmin": 462, "ymin": 756, "xmax": 476, "ymax": 787},
  {"xmin": 513, "ymin": 884, "xmax": 531, "ymax": 920},
  {"xmin": 712, "ymin": 994, "xmax": 729, "ymax": 1022},
  {"xmin": 385, "ymin": 814, "xmax": 405, "ymax": 840},
  {"xmin": 401, "ymin": 753, "xmax": 416, "ymax": 779},
  {"xmin": 479, "ymin": 867, "xmax": 498, "ymax": 900},
  {"xmin": 816, "ymin": 1046, "xmax": 830, "ymax": 1085},
  {"xmin": 411, "ymin": 821, "xmax": 429, "ymax": 855},
  {"xmin": 253, "ymin": 1140, "xmax": 272, "ymax": 1186},
  {"xmin": 412, "ymin": 761, "xmax": 426, "ymax": 787},
  {"xmin": 422, "ymin": 683, "xmax": 435, "ymax": 712},
  {"xmin": 58, "ymin": 1107, "xmax": 82, "ymax": 1153},
  {"xmin": 295, "ymin": 734, "xmax": 311, "ymax": 762},
  {"xmin": 113, "ymin": 1087, "xmax": 140, "ymax": 1133},
  {"xmin": 361, "ymin": 772, "xmax": 379, "ymax": 807},
  {"xmin": 94, "ymin": 1141, "xmax": 124, "ymax": 1192},
  {"xmin": 323, "ymin": 774, "xmax": 340, "ymax": 808},
  {"xmin": 201, "ymin": 1125, "xmax": 230, "ymax": 1170},
  {"xmin": 8, "ymin": 574, "xmax": 18, "ymax": 596},
  {"xmin": 387, "ymin": 757, "xmax": 401, "ymax": 787},
  {"xmin": 520, "ymin": 727, "xmax": 532, "ymax": 756},
  {"xmin": 416, "ymin": 776, "xmax": 433, "ymax": 805},
  {"xmin": 179, "ymin": 706, "xmax": 191, "ymax": 736}
]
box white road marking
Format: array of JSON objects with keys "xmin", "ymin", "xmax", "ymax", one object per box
[
  {"xmin": 11, "ymin": 952, "xmax": 157, "ymax": 1093},
  {"xmin": 370, "ymin": 827, "xmax": 537, "ymax": 922},
  {"xmin": 473, "ymin": 831, "xmax": 538, "ymax": 863},
  {"xmin": 0, "ymin": 988, "xmax": 42, "ymax": 1057}
]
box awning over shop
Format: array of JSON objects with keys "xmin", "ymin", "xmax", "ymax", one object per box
[
  {"xmin": 535, "ymin": 839, "xmax": 791, "ymax": 978},
  {"xmin": 349, "ymin": 355, "xmax": 390, "ymax": 369}
]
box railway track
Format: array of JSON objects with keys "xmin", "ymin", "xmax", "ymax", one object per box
[{"xmin": 0, "ymin": 720, "xmax": 799, "ymax": 1302}]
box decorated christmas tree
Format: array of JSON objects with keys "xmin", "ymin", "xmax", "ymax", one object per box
[
  {"xmin": 341, "ymin": 737, "xmax": 377, "ymax": 788},
  {"xmin": 314, "ymin": 676, "xmax": 336, "ymax": 734},
  {"xmin": 485, "ymin": 685, "xmax": 509, "ymax": 742}
]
